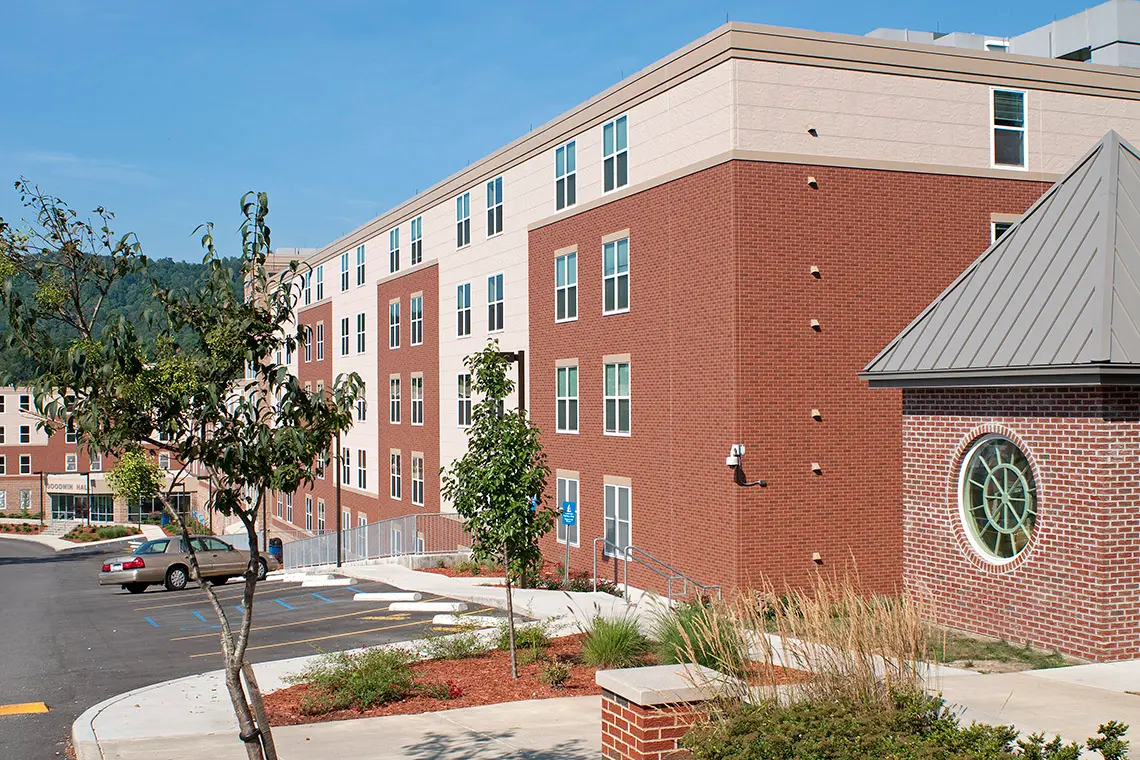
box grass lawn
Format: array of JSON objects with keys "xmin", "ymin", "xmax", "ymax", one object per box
[{"xmin": 930, "ymin": 627, "xmax": 1072, "ymax": 671}]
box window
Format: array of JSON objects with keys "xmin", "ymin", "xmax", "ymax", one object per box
[
  {"xmin": 317, "ymin": 500, "xmax": 326, "ymax": 533},
  {"xmin": 276, "ymin": 493, "xmax": 283, "ymax": 518},
  {"xmin": 356, "ymin": 313, "xmax": 366, "ymax": 353},
  {"xmin": 66, "ymin": 426, "xmax": 78, "ymax": 444},
  {"xmin": 555, "ymin": 251, "xmax": 577, "ymax": 322},
  {"xmin": 356, "ymin": 384, "xmax": 367, "ymax": 422},
  {"xmin": 305, "ymin": 496, "xmax": 313, "ymax": 532},
  {"xmin": 19, "ymin": 425, "xmax": 29, "ymax": 444},
  {"xmin": 158, "ymin": 453, "xmax": 170, "ymax": 469},
  {"xmin": 0, "ymin": 427, "xmax": 5, "ymax": 444},
  {"xmin": 316, "ymin": 323, "xmax": 324, "ymax": 361},
  {"xmin": 302, "ymin": 325, "xmax": 311, "ymax": 362},
  {"xmin": 0, "ymin": 396, "xmax": 5, "ymax": 413},
  {"xmin": 390, "ymin": 377, "xmax": 402, "ymax": 424},
  {"xmin": 341, "ymin": 251, "xmax": 350, "ymax": 291},
  {"xmin": 603, "ymin": 237, "xmax": 630, "ymax": 314},
  {"xmin": 66, "ymin": 454, "xmax": 77, "ymax": 472},
  {"xmin": 341, "ymin": 317, "xmax": 350, "ymax": 356},
  {"xmin": 487, "ymin": 273, "xmax": 504, "ymax": 332},
  {"xmin": 457, "ymin": 374, "xmax": 472, "ymax": 427},
  {"xmin": 456, "ymin": 192, "xmax": 471, "ymax": 248},
  {"xmin": 556, "ymin": 476, "xmax": 579, "ymax": 546},
  {"xmin": 993, "ymin": 89, "xmax": 1026, "ymax": 168},
  {"xmin": 19, "ymin": 490, "xmax": 30, "ymax": 510},
  {"xmin": 604, "ymin": 362, "xmax": 631, "ymax": 435},
  {"xmin": 410, "ymin": 216, "xmax": 423, "ymax": 265},
  {"xmin": 556, "ymin": 365, "xmax": 579, "ymax": 433},
  {"xmin": 356, "ymin": 243, "xmax": 366, "ymax": 286},
  {"xmin": 486, "ymin": 176, "xmax": 503, "ymax": 236},
  {"xmin": 343, "ymin": 449, "xmax": 351, "ymax": 485},
  {"xmin": 992, "ymin": 221, "xmax": 1014, "ymax": 242},
  {"xmin": 555, "ymin": 140, "xmax": 577, "ymax": 210},
  {"xmin": 457, "ymin": 283, "xmax": 471, "ymax": 337},
  {"xmin": 19, "ymin": 455, "xmax": 30, "ymax": 475},
  {"xmin": 303, "ymin": 271, "xmax": 312, "ymax": 306},
  {"xmin": 286, "ymin": 342, "xmax": 293, "ymax": 365},
  {"xmin": 389, "ymin": 227, "xmax": 400, "ymax": 274},
  {"xmin": 390, "ymin": 452, "xmax": 402, "ymax": 499},
  {"xmin": 603, "ymin": 115, "xmax": 629, "ymax": 192},
  {"xmin": 411, "ymin": 455, "xmax": 424, "ymax": 506},
  {"xmin": 91, "ymin": 454, "xmax": 102, "ymax": 472},
  {"xmin": 389, "ymin": 301, "xmax": 400, "ymax": 349},
  {"xmin": 317, "ymin": 450, "xmax": 328, "ymax": 479},
  {"xmin": 0, "ymin": 456, "xmax": 6, "ymax": 475},
  {"xmin": 604, "ymin": 482, "xmax": 631, "ymax": 557},
  {"xmin": 19, "ymin": 395, "xmax": 29, "ymax": 412},
  {"xmin": 316, "ymin": 265, "xmax": 324, "ymax": 300},
  {"xmin": 357, "ymin": 449, "xmax": 367, "ymax": 490},
  {"xmin": 411, "ymin": 295, "xmax": 424, "ymax": 346},
  {"xmin": 960, "ymin": 435, "xmax": 1037, "ymax": 562},
  {"xmin": 411, "ymin": 376, "xmax": 424, "ymax": 425},
  {"xmin": 286, "ymin": 493, "xmax": 293, "ymax": 523}
]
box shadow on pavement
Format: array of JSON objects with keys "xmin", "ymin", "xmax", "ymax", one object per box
[
  {"xmin": 0, "ymin": 548, "xmax": 107, "ymax": 566},
  {"xmin": 400, "ymin": 729, "xmax": 596, "ymax": 759}
]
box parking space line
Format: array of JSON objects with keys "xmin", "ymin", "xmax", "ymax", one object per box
[
  {"xmin": 192, "ymin": 611, "xmax": 206, "ymax": 622},
  {"xmin": 145, "ymin": 617, "xmax": 159, "ymax": 628},
  {"xmin": 0, "ymin": 702, "xmax": 49, "ymax": 716},
  {"xmin": 311, "ymin": 593, "xmax": 334, "ymax": 603},
  {"xmin": 134, "ymin": 586, "xmax": 290, "ymax": 611},
  {"xmin": 274, "ymin": 599, "xmax": 295, "ymax": 610},
  {"xmin": 170, "ymin": 606, "xmax": 397, "ymax": 641}
]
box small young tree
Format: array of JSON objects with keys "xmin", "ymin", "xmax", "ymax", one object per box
[
  {"xmin": 0, "ymin": 182, "xmax": 362, "ymax": 760},
  {"xmin": 440, "ymin": 340, "xmax": 553, "ymax": 678}
]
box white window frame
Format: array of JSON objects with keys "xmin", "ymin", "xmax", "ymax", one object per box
[
  {"xmin": 390, "ymin": 377, "xmax": 402, "ymax": 424},
  {"xmin": 603, "ymin": 237, "xmax": 630, "ymax": 315},
  {"xmin": 19, "ymin": 395, "xmax": 30, "ymax": 412},
  {"xmin": 389, "ymin": 227, "xmax": 400, "ymax": 274},
  {"xmin": 456, "ymin": 192, "xmax": 471, "ymax": 248},
  {"xmin": 411, "ymin": 375, "xmax": 424, "ymax": 426},
  {"xmin": 356, "ymin": 243, "xmax": 366, "ymax": 286},
  {"xmin": 316, "ymin": 322, "xmax": 324, "ymax": 361},
  {"xmin": 487, "ymin": 273, "xmax": 504, "ymax": 332},
  {"xmin": 457, "ymin": 373, "xmax": 472, "ymax": 427},
  {"xmin": 343, "ymin": 448, "xmax": 351, "ymax": 485},
  {"xmin": 410, "ymin": 216, "xmax": 423, "ymax": 265},
  {"xmin": 303, "ymin": 325, "xmax": 312, "ymax": 363},
  {"xmin": 992, "ymin": 220, "xmax": 1015, "ymax": 243},
  {"xmin": 286, "ymin": 493, "xmax": 294, "ymax": 523},
  {"xmin": 65, "ymin": 453, "xmax": 78, "ymax": 472},
  {"xmin": 158, "ymin": 453, "xmax": 171, "ymax": 470},
  {"xmin": 303, "ymin": 270, "xmax": 312, "ymax": 306},
  {"xmin": 389, "ymin": 300, "xmax": 400, "ymax": 349},
  {"xmin": 486, "ymin": 176, "xmax": 503, "ymax": 237},
  {"xmin": 411, "ymin": 454, "xmax": 424, "ymax": 506},
  {"xmin": 457, "ymin": 283, "xmax": 471, "ymax": 337},
  {"xmin": 556, "ymin": 364, "xmax": 579, "ymax": 434},
  {"xmin": 316, "ymin": 264, "xmax": 324, "ymax": 300},
  {"xmin": 556, "ymin": 476, "xmax": 580, "ymax": 546},
  {"xmin": 90, "ymin": 454, "xmax": 102, "ymax": 472},
  {"xmin": 0, "ymin": 427, "xmax": 5, "ymax": 444},
  {"xmin": 604, "ymin": 361, "xmax": 631, "ymax": 436},
  {"xmin": 603, "ymin": 482, "xmax": 631, "ymax": 557},
  {"xmin": 555, "ymin": 140, "xmax": 576, "ymax": 211},
  {"xmin": 410, "ymin": 295, "xmax": 424, "ymax": 346},
  {"xmin": 19, "ymin": 425, "xmax": 30, "ymax": 444},
  {"xmin": 356, "ymin": 384, "xmax": 367, "ymax": 422},
  {"xmin": 0, "ymin": 456, "xmax": 7, "ymax": 475},
  {"xmin": 357, "ymin": 449, "xmax": 367, "ymax": 490},
  {"xmin": 341, "ymin": 316, "xmax": 350, "ymax": 356},
  {"xmin": 356, "ymin": 313, "xmax": 366, "ymax": 354},
  {"xmin": 276, "ymin": 493, "xmax": 283, "ymax": 518},
  {"xmin": 317, "ymin": 499, "xmax": 326, "ymax": 533},
  {"xmin": 341, "ymin": 251, "xmax": 350, "ymax": 291},
  {"xmin": 305, "ymin": 496, "xmax": 313, "ymax": 532},
  {"xmin": 390, "ymin": 451, "xmax": 402, "ymax": 499},
  {"xmin": 602, "ymin": 115, "xmax": 629, "ymax": 193},
  {"xmin": 19, "ymin": 455, "xmax": 30, "ymax": 475},
  {"xmin": 991, "ymin": 87, "xmax": 1028, "ymax": 170},
  {"xmin": 555, "ymin": 251, "xmax": 577, "ymax": 323}
]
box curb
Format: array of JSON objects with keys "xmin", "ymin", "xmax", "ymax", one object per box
[{"xmin": 0, "ymin": 531, "xmax": 144, "ymax": 553}]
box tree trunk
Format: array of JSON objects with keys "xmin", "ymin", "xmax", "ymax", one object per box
[{"xmin": 503, "ymin": 544, "xmax": 518, "ymax": 679}]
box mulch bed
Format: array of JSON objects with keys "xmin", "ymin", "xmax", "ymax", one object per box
[
  {"xmin": 0, "ymin": 522, "xmax": 44, "ymax": 535},
  {"xmin": 417, "ymin": 566, "xmax": 502, "ymax": 578}
]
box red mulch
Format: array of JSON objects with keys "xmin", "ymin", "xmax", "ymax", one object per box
[
  {"xmin": 418, "ymin": 566, "xmax": 503, "ymax": 578},
  {"xmin": 0, "ymin": 522, "xmax": 44, "ymax": 535},
  {"xmin": 263, "ymin": 634, "xmax": 805, "ymax": 727}
]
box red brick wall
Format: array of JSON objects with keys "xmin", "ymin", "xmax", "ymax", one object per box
[
  {"xmin": 377, "ymin": 264, "xmax": 441, "ymax": 522},
  {"xmin": 902, "ymin": 386, "xmax": 1140, "ymax": 662},
  {"xmin": 529, "ymin": 159, "xmax": 1049, "ymax": 594},
  {"xmin": 601, "ymin": 689, "xmax": 700, "ymax": 760},
  {"xmin": 292, "ymin": 301, "xmax": 338, "ymax": 534}
]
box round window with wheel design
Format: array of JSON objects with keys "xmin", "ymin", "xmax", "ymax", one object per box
[{"xmin": 959, "ymin": 436, "xmax": 1037, "ymax": 562}]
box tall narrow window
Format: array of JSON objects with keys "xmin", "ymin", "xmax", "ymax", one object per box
[
  {"xmin": 343, "ymin": 448, "xmax": 351, "ymax": 485},
  {"xmin": 486, "ymin": 176, "xmax": 503, "ymax": 236},
  {"xmin": 357, "ymin": 449, "xmax": 367, "ymax": 490},
  {"xmin": 341, "ymin": 251, "xmax": 350, "ymax": 291},
  {"xmin": 66, "ymin": 454, "xmax": 78, "ymax": 472},
  {"xmin": 556, "ymin": 365, "xmax": 579, "ymax": 433},
  {"xmin": 556, "ymin": 476, "xmax": 579, "ymax": 545},
  {"xmin": 303, "ymin": 270, "xmax": 312, "ymax": 306},
  {"xmin": 411, "ymin": 295, "xmax": 424, "ymax": 346},
  {"xmin": 303, "ymin": 326, "xmax": 312, "ymax": 362},
  {"xmin": 487, "ymin": 273, "xmax": 504, "ymax": 332},
  {"xmin": 19, "ymin": 395, "xmax": 30, "ymax": 412},
  {"xmin": 356, "ymin": 313, "xmax": 366, "ymax": 353},
  {"xmin": 604, "ymin": 483, "xmax": 631, "ymax": 556},
  {"xmin": 0, "ymin": 396, "xmax": 6, "ymax": 413},
  {"xmin": 91, "ymin": 454, "xmax": 102, "ymax": 472},
  {"xmin": 604, "ymin": 361, "xmax": 631, "ymax": 435},
  {"xmin": 19, "ymin": 455, "xmax": 31, "ymax": 474},
  {"xmin": 276, "ymin": 493, "xmax": 283, "ymax": 518},
  {"xmin": 457, "ymin": 374, "xmax": 472, "ymax": 427},
  {"xmin": 316, "ymin": 265, "xmax": 324, "ymax": 300},
  {"xmin": 456, "ymin": 192, "xmax": 471, "ymax": 248},
  {"xmin": 305, "ymin": 496, "xmax": 313, "ymax": 532},
  {"xmin": 356, "ymin": 243, "xmax": 366, "ymax": 286},
  {"xmin": 316, "ymin": 323, "xmax": 324, "ymax": 361},
  {"xmin": 317, "ymin": 500, "xmax": 326, "ymax": 533},
  {"xmin": 457, "ymin": 283, "xmax": 471, "ymax": 337},
  {"xmin": 341, "ymin": 316, "xmax": 350, "ymax": 356},
  {"xmin": 0, "ymin": 456, "xmax": 6, "ymax": 475},
  {"xmin": 411, "ymin": 455, "xmax": 424, "ymax": 506},
  {"xmin": 603, "ymin": 115, "xmax": 629, "ymax": 192},
  {"xmin": 390, "ymin": 452, "xmax": 402, "ymax": 499},
  {"xmin": 555, "ymin": 140, "xmax": 577, "ymax": 210},
  {"xmin": 389, "ymin": 227, "xmax": 400, "ymax": 273},
  {"xmin": 20, "ymin": 425, "xmax": 30, "ymax": 444},
  {"xmin": 603, "ymin": 237, "xmax": 630, "ymax": 314},
  {"xmin": 357, "ymin": 386, "xmax": 367, "ymax": 422},
  {"xmin": 390, "ymin": 377, "xmax": 402, "ymax": 424},
  {"xmin": 410, "ymin": 216, "xmax": 423, "ymax": 265},
  {"xmin": 555, "ymin": 251, "xmax": 577, "ymax": 322},
  {"xmin": 993, "ymin": 89, "xmax": 1026, "ymax": 168},
  {"xmin": 389, "ymin": 301, "xmax": 400, "ymax": 349},
  {"xmin": 411, "ymin": 375, "xmax": 424, "ymax": 425},
  {"xmin": 286, "ymin": 493, "xmax": 293, "ymax": 523}
]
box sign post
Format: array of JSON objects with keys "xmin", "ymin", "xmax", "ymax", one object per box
[{"xmin": 561, "ymin": 500, "xmax": 577, "ymax": 583}]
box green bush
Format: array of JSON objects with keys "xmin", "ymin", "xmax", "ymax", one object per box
[
  {"xmin": 582, "ymin": 615, "xmax": 650, "ymax": 669},
  {"xmin": 652, "ymin": 599, "xmax": 750, "ymax": 679},
  {"xmin": 286, "ymin": 648, "xmax": 416, "ymax": 714},
  {"xmin": 681, "ymin": 692, "xmax": 1129, "ymax": 760},
  {"xmin": 518, "ymin": 647, "xmax": 547, "ymax": 666},
  {"xmin": 95, "ymin": 525, "xmax": 133, "ymax": 540},
  {"xmin": 538, "ymin": 660, "xmax": 571, "ymax": 689},
  {"xmin": 496, "ymin": 620, "xmax": 550, "ymax": 652},
  {"xmin": 423, "ymin": 630, "xmax": 489, "ymax": 660}
]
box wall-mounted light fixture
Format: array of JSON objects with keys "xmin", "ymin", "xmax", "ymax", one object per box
[
  {"xmin": 807, "ymin": 176, "xmax": 819, "ymax": 189},
  {"xmin": 810, "ymin": 265, "xmax": 821, "ymax": 278},
  {"xmin": 727, "ymin": 444, "xmax": 766, "ymax": 488}
]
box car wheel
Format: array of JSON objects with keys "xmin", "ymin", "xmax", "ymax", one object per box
[
  {"xmin": 124, "ymin": 583, "xmax": 148, "ymax": 594},
  {"xmin": 256, "ymin": 558, "xmax": 268, "ymax": 581},
  {"xmin": 165, "ymin": 565, "xmax": 189, "ymax": 592}
]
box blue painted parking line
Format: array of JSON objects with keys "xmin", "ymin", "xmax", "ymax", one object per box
[
  {"xmin": 311, "ymin": 593, "xmax": 335, "ymax": 603},
  {"xmin": 192, "ymin": 611, "xmax": 206, "ymax": 622},
  {"xmin": 274, "ymin": 599, "xmax": 295, "ymax": 610},
  {"xmin": 145, "ymin": 617, "xmax": 159, "ymax": 628}
]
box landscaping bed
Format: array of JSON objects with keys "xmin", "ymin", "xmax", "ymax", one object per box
[
  {"xmin": 420, "ymin": 559, "xmax": 622, "ymax": 596},
  {"xmin": 62, "ymin": 525, "xmax": 138, "ymax": 542},
  {"xmin": 0, "ymin": 521, "xmax": 43, "ymax": 535}
]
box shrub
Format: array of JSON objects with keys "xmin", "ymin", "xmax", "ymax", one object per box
[
  {"xmin": 417, "ymin": 679, "xmax": 464, "ymax": 700},
  {"xmin": 652, "ymin": 598, "xmax": 751, "ymax": 680},
  {"xmin": 423, "ymin": 630, "xmax": 489, "ymax": 660},
  {"xmin": 95, "ymin": 525, "xmax": 133, "ymax": 540},
  {"xmin": 538, "ymin": 660, "xmax": 571, "ymax": 688},
  {"xmin": 582, "ymin": 615, "xmax": 650, "ymax": 669},
  {"xmin": 518, "ymin": 647, "xmax": 547, "ymax": 666},
  {"xmin": 286, "ymin": 648, "xmax": 416, "ymax": 714},
  {"xmin": 497, "ymin": 620, "xmax": 549, "ymax": 652}
]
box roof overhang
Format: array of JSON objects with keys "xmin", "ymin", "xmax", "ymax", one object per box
[{"xmin": 860, "ymin": 363, "xmax": 1140, "ymax": 388}]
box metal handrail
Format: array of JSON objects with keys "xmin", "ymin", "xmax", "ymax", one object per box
[{"xmin": 592, "ymin": 538, "xmax": 722, "ymax": 603}]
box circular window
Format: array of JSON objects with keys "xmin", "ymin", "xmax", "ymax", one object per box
[{"xmin": 959, "ymin": 436, "xmax": 1037, "ymax": 562}]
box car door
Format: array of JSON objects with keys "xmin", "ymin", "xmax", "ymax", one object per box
[
  {"xmin": 205, "ymin": 537, "xmax": 247, "ymax": 576},
  {"xmin": 185, "ymin": 537, "xmax": 223, "ymax": 577}
]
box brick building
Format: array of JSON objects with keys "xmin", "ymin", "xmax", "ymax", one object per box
[
  {"xmin": 272, "ymin": 3, "xmax": 1140, "ymax": 596},
  {"xmin": 863, "ymin": 132, "xmax": 1140, "ymax": 660}
]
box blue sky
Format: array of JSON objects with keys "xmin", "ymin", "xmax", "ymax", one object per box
[{"xmin": 0, "ymin": 0, "xmax": 1098, "ymax": 261}]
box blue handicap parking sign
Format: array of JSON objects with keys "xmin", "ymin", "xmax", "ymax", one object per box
[{"xmin": 561, "ymin": 501, "xmax": 577, "ymax": 526}]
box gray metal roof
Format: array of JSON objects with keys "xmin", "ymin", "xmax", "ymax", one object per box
[{"xmin": 862, "ymin": 130, "xmax": 1140, "ymax": 387}]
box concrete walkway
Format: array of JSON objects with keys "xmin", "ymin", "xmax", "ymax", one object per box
[{"xmin": 0, "ymin": 523, "xmax": 158, "ymax": 552}]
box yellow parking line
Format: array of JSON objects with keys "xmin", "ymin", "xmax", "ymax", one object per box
[
  {"xmin": 0, "ymin": 702, "xmax": 49, "ymax": 716},
  {"xmin": 187, "ymin": 606, "xmax": 495, "ymax": 659}
]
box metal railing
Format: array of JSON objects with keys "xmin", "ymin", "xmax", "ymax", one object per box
[
  {"xmin": 592, "ymin": 538, "xmax": 722, "ymax": 603},
  {"xmin": 283, "ymin": 513, "xmax": 471, "ymax": 569}
]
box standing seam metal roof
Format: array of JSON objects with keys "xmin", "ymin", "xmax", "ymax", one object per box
[{"xmin": 862, "ymin": 130, "xmax": 1140, "ymax": 385}]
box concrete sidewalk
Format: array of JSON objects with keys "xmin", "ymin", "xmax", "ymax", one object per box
[{"xmin": 0, "ymin": 523, "xmax": 159, "ymax": 553}]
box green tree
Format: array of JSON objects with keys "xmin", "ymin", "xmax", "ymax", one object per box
[
  {"xmin": 440, "ymin": 340, "xmax": 553, "ymax": 678},
  {"xmin": 0, "ymin": 182, "xmax": 362, "ymax": 760}
]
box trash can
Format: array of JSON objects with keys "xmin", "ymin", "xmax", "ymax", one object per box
[{"xmin": 269, "ymin": 537, "xmax": 283, "ymax": 564}]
